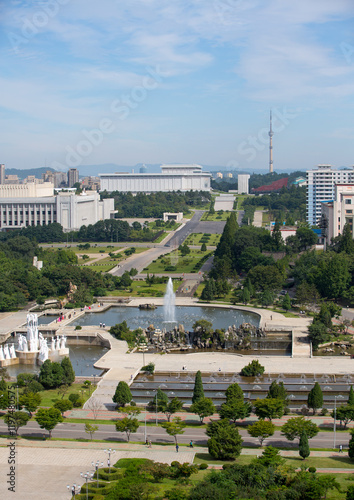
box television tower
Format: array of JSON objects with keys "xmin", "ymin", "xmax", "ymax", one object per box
[{"xmin": 269, "ymin": 110, "xmax": 274, "ymax": 173}]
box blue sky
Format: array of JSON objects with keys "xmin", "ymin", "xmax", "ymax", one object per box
[{"xmin": 1, "ymin": 0, "xmax": 354, "ymax": 173}]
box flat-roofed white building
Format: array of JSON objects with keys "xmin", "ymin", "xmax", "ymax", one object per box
[
  {"xmin": 0, "ymin": 184, "xmax": 116, "ymax": 232},
  {"xmin": 100, "ymin": 164, "xmax": 211, "ymax": 193}
]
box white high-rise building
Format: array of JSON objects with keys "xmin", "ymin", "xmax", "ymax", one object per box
[
  {"xmin": 0, "ymin": 164, "xmax": 5, "ymax": 184},
  {"xmin": 306, "ymin": 165, "xmax": 354, "ymax": 225},
  {"xmin": 238, "ymin": 174, "xmax": 250, "ymax": 194}
]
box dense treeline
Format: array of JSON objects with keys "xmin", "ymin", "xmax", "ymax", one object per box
[
  {"xmin": 0, "ymin": 236, "xmax": 133, "ymax": 311},
  {"xmin": 100, "ymin": 190, "xmax": 211, "ymax": 218},
  {"xmin": 243, "ymin": 185, "xmax": 306, "ymax": 223},
  {"xmin": 211, "ymin": 213, "xmax": 353, "ymax": 298},
  {"xmin": 0, "ymin": 219, "xmax": 163, "ymax": 244}
]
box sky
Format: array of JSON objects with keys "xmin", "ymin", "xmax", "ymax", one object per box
[{"xmin": 0, "ymin": 0, "xmax": 354, "ymax": 173}]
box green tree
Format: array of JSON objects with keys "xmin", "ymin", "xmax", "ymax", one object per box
[
  {"xmin": 35, "ymin": 407, "xmax": 63, "ymax": 438},
  {"xmin": 257, "ymin": 446, "xmax": 285, "ymax": 467},
  {"xmin": 201, "ymin": 242, "xmax": 207, "ymax": 252},
  {"xmin": 347, "ymin": 485, "xmax": 354, "ymax": 500},
  {"xmin": 115, "ymin": 405, "xmax": 141, "ymax": 442},
  {"xmin": 240, "ymin": 359, "xmax": 265, "ymax": 377},
  {"xmin": 4, "ymin": 411, "xmax": 30, "ymax": 436},
  {"xmin": 307, "ymin": 382, "xmax": 323, "ymax": 415},
  {"xmin": 281, "ymin": 293, "xmax": 291, "ymax": 311},
  {"xmin": 281, "ymin": 416, "xmax": 319, "ymax": 443},
  {"xmin": 19, "ymin": 392, "xmax": 41, "ymax": 416},
  {"xmin": 190, "ymin": 397, "xmax": 216, "ymax": 423},
  {"xmin": 53, "ymin": 399, "xmax": 73, "ymax": 417},
  {"xmin": 240, "ymin": 287, "xmax": 250, "ymax": 304},
  {"xmin": 113, "ymin": 381, "xmax": 132, "ymax": 407},
  {"xmin": 331, "ymin": 405, "xmax": 354, "ymax": 430},
  {"xmin": 299, "ymin": 430, "xmax": 310, "ymax": 460},
  {"xmin": 161, "ymin": 416, "xmax": 186, "ymax": 444},
  {"xmin": 192, "ymin": 370, "xmax": 204, "ymax": 403},
  {"xmin": 192, "ymin": 320, "xmax": 213, "ymax": 339},
  {"xmin": 308, "ymin": 320, "xmax": 329, "ymax": 350},
  {"xmin": 248, "ymin": 265, "xmax": 283, "ymax": 293},
  {"xmin": 349, "ymin": 429, "xmax": 354, "ymax": 459},
  {"xmin": 254, "ymin": 398, "xmax": 284, "ymax": 421},
  {"xmin": 225, "ymin": 383, "xmax": 244, "ymax": 402},
  {"xmin": 206, "ymin": 419, "xmax": 243, "ymax": 460},
  {"xmin": 219, "ymin": 400, "xmax": 252, "ymax": 423},
  {"xmin": 115, "ymin": 416, "xmax": 139, "ymax": 442},
  {"xmin": 247, "ymin": 420, "xmax": 275, "ymax": 447},
  {"xmin": 0, "ymin": 378, "xmax": 6, "ymax": 391},
  {"xmin": 61, "ymin": 357, "xmax": 75, "ymax": 385},
  {"xmin": 0, "ymin": 390, "xmax": 9, "ymax": 411},
  {"xmin": 349, "ymin": 386, "xmax": 354, "ymax": 406},
  {"xmin": 161, "ymin": 397, "xmax": 183, "ymax": 422},
  {"xmin": 267, "ymin": 380, "xmax": 288, "ymax": 407},
  {"xmin": 85, "ymin": 422, "xmax": 99, "ymax": 441},
  {"xmin": 142, "ymin": 362, "xmax": 155, "ymax": 374},
  {"xmin": 38, "ymin": 360, "xmax": 64, "ymax": 389}
]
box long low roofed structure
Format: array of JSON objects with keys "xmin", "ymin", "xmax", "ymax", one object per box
[{"xmin": 99, "ymin": 164, "xmax": 211, "ymax": 193}]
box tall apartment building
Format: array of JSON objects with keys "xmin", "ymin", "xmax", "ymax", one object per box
[
  {"xmin": 68, "ymin": 168, "xmax": 79, "ymax": 188},
  {"xmin": 306, "ymin": 165, "xmax": 354, "ymax": 225},
  {"xmin": 0, "ymin": 164, "xmax": 5, "ymax": 184},
  {"xmin": 238, "ymin": 174, "xmax": 250, "ymax": 194}
]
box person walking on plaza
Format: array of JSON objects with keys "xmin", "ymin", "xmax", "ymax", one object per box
[
  {"xmin": 176, "ymin": 444, "xmax": 179, "ymax": 453},
  {"xmin": 190, "ymin": 440, "xmax": 193, "ymax": 448}
]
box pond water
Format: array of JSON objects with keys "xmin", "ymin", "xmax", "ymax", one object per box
[
  {"xmin": 70, "ymin": 306, "xmax": 260, "ymax": 331},
  {"xmin": 4, "ymin": 344, "xmax": 108, "ymax": 378}
]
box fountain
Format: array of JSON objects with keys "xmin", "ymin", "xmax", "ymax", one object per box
[
  {"xmin": 0, "ymin": 313, "xmax": 69, "ymax": 368},
  {"xmin": 163, "ymin": 277, "xmax": 176, "ymax": 324}
]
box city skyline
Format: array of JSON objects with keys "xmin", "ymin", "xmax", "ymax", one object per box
[{"xmin": 1, "ymin": 1, "xmax": 354, "ymax": 171}]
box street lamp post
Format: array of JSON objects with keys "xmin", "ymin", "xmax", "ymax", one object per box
[
  {"xmin": 80, "ymin": 472, "xmax": 93, "ymax": 500},
  {"xmin": 67, "ymin": 483, "xmax": 81, "ymax": 498},
  {"xmin": 92, "ymin": 460, "xmax": 104, "ymax": 488},
  {"xmin": 155, "ymin": 391, "xmax": 158, "ymax": 426},
  {"xmin": 333, "ymin": 395, "xmax": 344, "ymax": 450},
  {"xmin": 104, "ymin": 448, "xmax": 116, "ymax": 473}
]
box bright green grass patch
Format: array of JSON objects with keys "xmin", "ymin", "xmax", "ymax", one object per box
[
  {"xmin": 143, "ymin": 249, "xmax": 212, "ymax": 274},
  {"xmin": 201, "ymin": 211, "xmax": 231, "ymax": 221},
  {"xmin": 184, "ymin": 233, "xmax": 221, "ymax": 247},
  {"xmin": 109, "ymin": 279, "xmax": 181, "ymax": 297},
  {"xmin": 39, "ymin": 383, "xmax": 95, "ymax": 407}
]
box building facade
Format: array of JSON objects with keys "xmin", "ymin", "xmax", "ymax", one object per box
[
  {"xmin": 321, "ymin": 184, "xmax": 354, "ymax": 244},
  {"xmin": 307, "ymin": 165, "xmax": 354, "ymax": 225},
  {"xmin": 100, "ymin": 164, "xmax": 211, "ymax": 193},
  {"xmin": 68, "ymin": 168, "xmax": 79, "ymax": 188},
  {"xmin": 237, "ymin": 174, "xmax": 250, "ymax": 194},
  {"xmin": 0, "ymin": 184, "xmax": 116, "ymax": 232},
  {"xmin": 0, "ymin": 164, "xmax": 5, "ymax": 185}
]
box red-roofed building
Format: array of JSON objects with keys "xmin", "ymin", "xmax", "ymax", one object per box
[{"xmin": 252, "ymin": 177, "xmax": 288, "ymax": 193}]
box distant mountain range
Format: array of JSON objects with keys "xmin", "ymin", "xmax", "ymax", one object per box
[{"xmin": 4, "ymin": 163, "xmax": 306, "ymax": 179}]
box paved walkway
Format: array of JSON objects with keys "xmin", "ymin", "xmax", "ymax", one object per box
[{"xmin": 214, "ymin": 194, "xmax": 235, "ymax": 211}]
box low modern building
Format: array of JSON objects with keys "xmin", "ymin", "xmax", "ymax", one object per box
[
  {"xmin": 0, "ymin": 184, "xmax": 116, "ymax": 232},
  {"xmin": 321, "ymin": 184, "xmax": 354, "ymax": 245},
  {"xmin": 99, "ymin": 164, "xmax": 211, "ymax": 193}
]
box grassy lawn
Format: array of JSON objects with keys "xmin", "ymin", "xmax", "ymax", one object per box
[
  {"xmin": 201, "ymin": 211, "xmax": 231, "ymax": 221},
  {"xmin": 143, "ymin": 249, "xmax": 212, "ymax": 274},
  {"xmin": 152, "ymin": 231, "xmax": 168, "ymax": 243},
  {"xmin": 109, "ymin": 279, "xmax": 181, "ymax": 297},
  {"xmin": 184, "ymin": 233, "xmax": 221, "ymax": 247},
  {"xmin": 39, "ymin": 383, "xmax": 95, "ymax": 407},
  {"xmin": 194, "ymin": 452, "xmax": 354, "ymax": 469}
]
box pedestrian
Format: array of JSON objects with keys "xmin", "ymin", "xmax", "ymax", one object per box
[
  {"xmin": 145, "ymin": 438, "xmax": 148, "ymax": 446},
  {"xmin": 149, "ymin": 440, "xmax": 152, "ymax": 448},
  {"xmin": 340, "ymin": 444, "xmax": 343, "ymax": 453},
  {"xmin": 190, "ymin": 440, "xmax": 193, "ymax": 448},
  {"xmin": 176, "ymin": 444, "xmax": 179, "ymax": 453},
  {"xmin": 270, "ymin": 315, "xmax": 273, "ymax": 320}
]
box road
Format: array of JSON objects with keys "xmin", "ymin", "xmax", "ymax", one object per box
[{"xmin": 0, "ymin": 421, "xmax": 349, "ymax": 449}]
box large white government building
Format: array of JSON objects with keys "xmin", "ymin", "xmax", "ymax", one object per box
[
  {"xmin": 0, "ymin": 183, "xmax": 116, "ymax": 232},
  {"xmin": 99, "ymin": 164, "xmax": 211, "ymax": 193}
]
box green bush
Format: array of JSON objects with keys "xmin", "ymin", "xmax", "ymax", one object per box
[
  {"xmin": 164, "ymin": 265, "xmax": 177, "ymax": 271},
  {"xmin": 199, "ymin": 463, "xmax": 208, "ymax": 470},
  {"xmin": 308, "ymin": 467, "xmax": 316, "ymax": 473},
  {"xmin": 240, "ymin": 359, "xmax": 265, "ymax": 377},
  {"xmin": 75, "ymin": 325, "xmax": 82, "ymax": 330},
  {"xmin": 98, "ymin": 467, "xmax": 122, "ymax": 481}
]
